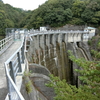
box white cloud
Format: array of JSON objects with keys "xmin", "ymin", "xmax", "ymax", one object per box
[{"xmin": 3, "ymin": 0, "xmax": 47, "ymax": 10}]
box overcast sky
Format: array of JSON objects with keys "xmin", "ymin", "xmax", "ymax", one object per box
[{"xmin": 3, "ymin": 0, "xmax": 48, "ymax": 10}]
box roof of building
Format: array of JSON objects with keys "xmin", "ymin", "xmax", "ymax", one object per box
[{"xmin": 84, "ymin": 27, "xmax": 96, "ymax": 30}]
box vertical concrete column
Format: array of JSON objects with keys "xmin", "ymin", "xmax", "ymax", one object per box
[
  {"xmin": 65, "ymin": 33, "xmax": 68, "ymax": 43},
  {"xmin": 33, "ymin": 35, "xmax": 39, "ymax": 63},
  {"xmin": 45, "ymin": 34, "xmax": 50, "ymax": 68},
  {"xmin": 60, "ymin": 34, "xmax": 67, "ymax": 79},
  {"xmin": 27, "ymin": 35, "xmax": 35, "ymax": 63},
  {"xmin": 34, "ymin": 36, "xmax": 37, "ymax": 63},
  {"xmin": 48, "ymin": 34, "xmax": 50, "ymax": 57},
  {"xmin": 64, "ymin": 33, "xmax": 71, "ymax": 82},
  {"xmin": 68, "ymin": 33, "xmax": 74, "ymax": 42},
  {"xmin": 52, "ymin": 34, "xmax": 56, "ymax": 57},
  {"xmin": 73, "ymin": 33, "xmax": 76, "ymax": 42},
  {"xmin": 50, "ymin": 34, "xmax": 58, "ymax": 76},
  {"xmin": 39, "ymin": 35, "xmax": 44, "ymax": 65},
  {"xmin": 67, "ymin": 33, "xmax": 70, "ymax": 42},
  {"xmin": 37, "ymin": 34, "xmax": 41, "ymax": 65},
  {"xmin": 44, "ymin": 34, "xmax": 50, "ymax": 68},
  {"xmin": 79, "ymin": 33, "xmax": 82, "ymax": 41},
  {"xmin": 57, "ymin": 33, "xmax": 63, "ymax": 79},
  {"xmin": 41, "ymin": 34, "xmax": 46, "ymax": 66}
]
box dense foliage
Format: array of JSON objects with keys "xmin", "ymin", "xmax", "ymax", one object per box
[
  {"xmin": 0, "ymin": 0, "xmax": 100, "ymax": 35},
  {"xmin": 20, "ymin": 0, "xmax": 100, "ymax": 29},
  {"xmin": 46, "ymin": 50, "xmax": 100, "ymax": 100},
  {"xmin": 88, "ymin": 35, "xmax": 100, "ymax": 60},
  {"xmin": 0, "ymin": 1, "xmax": 29, "ymax": 35}
]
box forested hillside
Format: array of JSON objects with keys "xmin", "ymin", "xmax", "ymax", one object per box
[
  {"xmin": 0, "ymin": 1, "xmax": 30, "ymax": 35},
  {"xmin": 20, "ymin": 0, "xmax": 100, "ymax": 29},
  {"xmin": 0, "ymin": 0, "xmax": 100, "ymax": 35}
]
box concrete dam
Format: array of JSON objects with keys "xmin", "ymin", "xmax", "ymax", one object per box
[
  {"xmin": 0, "ymin": 29, "xmax": 95, "ymax": 100},
  {"xmin": 26, "ymin": 31, "xmax": 92, "ymax": 87}
]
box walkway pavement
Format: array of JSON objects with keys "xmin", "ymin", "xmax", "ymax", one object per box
[{"xmin": 0, "ymin": 39, "xmax": 22, "ymax": 100}]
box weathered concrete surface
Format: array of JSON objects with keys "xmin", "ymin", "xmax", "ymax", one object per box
[
  {"xmin": 29, "ymin": 63, "xmax": 51, "ymax": 76},
  {"xmin": 67, "ymin": 42, "xmax": 79, "ymax": 85},
  {"xmin": 78, "ymin": 42, "xmax": 92, "ymax": 60},
  {"xmin": 27, "ymin": 32, "xmax": 92, "ymax": 87},
  {"xmin": 21, "ymin": 63, "xmax": 55, "ymax": 100},
  {"xmin": 20, "ymin": 79, "xmax": 30, "ymax": 100},
  {"xmin": 0, "ymin": 40, "xmax": 23, "ymax": 100},
  {"xmin": 29, "ymin": 64, "xmax": 55, "ymax": 100},
  {"xmin": 23, "ymin": 76, "xmax": 48, "ymax": 100},
  {"xmin": 67, "ymin": 42, "xmax": 92, "ymax": 86}
]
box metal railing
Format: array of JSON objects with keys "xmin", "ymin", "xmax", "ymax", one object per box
[
  {"xmin": 29, "ymin": 30, "xmax": 88, "ymax": 36},
  {"xmin": 5, "ymin": 36, "xmax": 25, "ymax": 100},
  {"xmin": 0, "ymin": 35, "xmax": 14, "ymax": 55},
  {"xmin": 5, "ymin": 69, "xmax": 25, "ymax": 100}
]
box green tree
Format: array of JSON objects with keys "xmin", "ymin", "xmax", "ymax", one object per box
[
  {"xmin": 72, "ymin": 0, "xmax": 85, "ymax": 17},
  {"xmin": 46, "ymin": 74, "xmax": 99, "ymax": 100},
  {"xmin": 81, "ymin": 9, "xmax": 94, "ymax": 23},
  {"xmin": 86, "ymin": 1, "xmax": 100, "ymax": 11},
  {"xmin": 68, "ymin": 18, "xmax": 85, "ymax": 25},
  {"xmin": 0, "ymin": 2, "xmax": 29, "ymax": 35},
  {"xmin": 46, "ymin": 50, "xmax": 100, "ymax": 100},
  {"xmin": 17, "ymin": 0, "xmax": 100, "ymax": 28},
  {"xmin": 0, "ymin": 10, "xmax": 7, "ymax": 35},
  {"xmin": 33, "ymin": 17, "xmax": 44, "ymax": 29},
  {"xmin": 93, "ymin": 11, "xmax": 100, "ymax": 23},
  {"xmin": 5, "ymin": 19, "xmax": 14, "ymax": 28}
]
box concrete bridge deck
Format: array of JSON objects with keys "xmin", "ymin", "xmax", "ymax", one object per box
[{"xmin": 0, "ymin": 39, "xmax": 23, "ymax": 100}]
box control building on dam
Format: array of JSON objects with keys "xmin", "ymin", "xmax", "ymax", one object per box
[{"xmin": 26, "ymin": 30, "xmax": 92, "ymax": 86}]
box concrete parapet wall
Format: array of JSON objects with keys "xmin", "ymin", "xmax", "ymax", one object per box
[{"xmin": 32, "ymin": 31, "xmax": 88, "ymax": 44}]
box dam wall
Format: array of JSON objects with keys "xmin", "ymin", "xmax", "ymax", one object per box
[{"xmin": 26, "ymin": 31, "xmax": 91, "ymax": 85}]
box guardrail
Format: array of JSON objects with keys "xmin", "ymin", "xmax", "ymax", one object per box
[
  {"xmin": 5, "ymin": 36, "xmax": 25, "ymax": 100},
  {"xmin": 29, "ymin": 30, "xmax": 88, "ymax": 36},
  {"xmin": 0, "ymin": 35, "xmax": 14, "ymax": 55}
]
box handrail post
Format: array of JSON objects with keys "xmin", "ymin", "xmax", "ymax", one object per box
[
  {"xmin": 21, "ymin": 42, "xmax": 25, "ymax": 63},
  {"xmin": 17, "ymin": 52, "xmax": 22, "ymax": 72},
  {"xmin": 7, "ymin": 75, "xmax": 12, "ymax": 100},
  {"xmin": 9, "ymin": 61, "xmax": 16, "ymax": 83}
]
